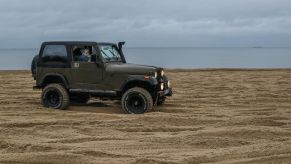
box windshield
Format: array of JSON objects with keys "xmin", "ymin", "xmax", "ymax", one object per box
[{"xmin": 100, "ymin": 45, "xmax": 122, "ymax": 62}]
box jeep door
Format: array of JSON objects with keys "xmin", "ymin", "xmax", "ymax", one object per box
[{"xmin": 69, "ymin": 45, "xmax": 103, "ymax": 90}]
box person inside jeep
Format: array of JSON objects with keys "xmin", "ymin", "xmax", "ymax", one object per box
[
  {"xmin": 79, "ymin": 48, "xmax": 91, "ymax": 62},
  {"xmin": 73, "ymin": 46, "xmax": 91, "ymax": 62},
  {"xmin": 73, "ymin": 46, "xmax": 81, "ymax": 61}
]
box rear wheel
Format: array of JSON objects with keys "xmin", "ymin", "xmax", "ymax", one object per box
[
  {"xmin": 121, "ymin": 87, "xmax": 153, "ymax": 114},
  {"xmin": 41, "ymin": 84, "xmax": 69, "ymax": 110}
]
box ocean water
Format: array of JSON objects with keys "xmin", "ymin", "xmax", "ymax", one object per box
[{"xmin": 0, "ymin": 47, "xmax": 291, "ymax": 70}]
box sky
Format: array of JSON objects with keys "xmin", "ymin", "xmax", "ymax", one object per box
[{"xmin": 0, "ymin": 0, "xmax": 291, "ymax": 48}]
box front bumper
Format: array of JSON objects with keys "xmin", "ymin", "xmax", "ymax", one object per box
[
  {"xmin": 158, "ymin": 88, "xmax": 173, "ymax": 97},
  {"xmin": 155, "ymin": 74, "xmax": 172, "ymax": 98}
]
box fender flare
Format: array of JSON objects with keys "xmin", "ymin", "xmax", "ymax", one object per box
[
  {"xmin": 39, "ymin": 73, "xmax": 70, "ymax": 88},
  {"xmin": 119, "ymin": 75, "xmax": 159, "ymax": 93}
]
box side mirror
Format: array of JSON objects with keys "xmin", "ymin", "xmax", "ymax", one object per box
[
  {"xmin": 91, "ymin": 54, "xmax": 97, "ymax": 62},
  {"xmin": 91, "ymin": 54, "xmax": 103, "ymax": 67},
  {"xmin": 96, "ymin": 58, "xmax": 104, "ymax": 68}
]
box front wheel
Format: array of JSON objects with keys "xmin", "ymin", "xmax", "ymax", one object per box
[
  {"xmin": 41, "ymin": 84, "xmax": 70, "ymax": 110},
  {"xmin": 121, "ymin": 87, "xmax": 153, "ymax": 114}
]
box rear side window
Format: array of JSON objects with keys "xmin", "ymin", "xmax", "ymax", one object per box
[{"xmin": 42, "ymin": 45, "xmax": 67, "ymax": 63}]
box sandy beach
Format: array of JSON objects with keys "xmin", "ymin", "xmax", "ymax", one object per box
[{"xmin": 0, "ymin": 69, "xmax": 291, "ymax": 163}]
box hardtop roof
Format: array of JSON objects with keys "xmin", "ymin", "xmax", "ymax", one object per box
[{"xmin": 42, "ymin": 41, "xmax": 116, "ymax": 46}]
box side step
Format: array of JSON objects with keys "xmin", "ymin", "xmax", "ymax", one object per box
[{"xmin": 69, "ymin": 89, "xmax": 117, "ymax": 97}]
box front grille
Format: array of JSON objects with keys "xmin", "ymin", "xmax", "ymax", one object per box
[
  {"xmin": 157, "ymin": 70, "xmax": 163, "ymax": 79},
  {"xmin": 156, "ymin": 75, "xmax": 163, "ymax": 82},
  {"xmin": 157, "ymin": 70, "xmax": 170, "ymax": 90},
  {"xmin": 164, "ymin": 82, "xmax": 169, "ymax": 89}
]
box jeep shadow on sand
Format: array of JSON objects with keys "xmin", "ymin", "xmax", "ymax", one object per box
[{"xmin": 31, "ymin": 41, "xmax": 172, "ymax": 114}]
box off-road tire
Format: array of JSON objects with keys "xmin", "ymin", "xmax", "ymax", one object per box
[
  {"xmin": 70, "ymin": 93, "xmax": 90, "ymax": 104},
  {"xmin": 41, "ymin": 83, "xmax": 70, "ymax": 110},
  {"xmin": 121, "ymin": 87, "xmax": 153, "ymax": 114}
]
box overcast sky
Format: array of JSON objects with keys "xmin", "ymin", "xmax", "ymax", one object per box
[{"xmin": 0, "ymin": 0, "xmax": 290, "ymax": 48}]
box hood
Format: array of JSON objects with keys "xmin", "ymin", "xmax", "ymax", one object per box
[{"xmin": 105, "ymin": 63, "xmax": 161, "ymax": 75}]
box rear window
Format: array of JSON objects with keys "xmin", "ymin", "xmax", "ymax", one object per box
[{"xmin": 42, "ymin": 45, "xmax": 67, "ymax": 63}]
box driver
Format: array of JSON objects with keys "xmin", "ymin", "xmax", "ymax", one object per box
[{"xmin": 78, "ymin": 48, "xmax": 91, "ymax": 62}]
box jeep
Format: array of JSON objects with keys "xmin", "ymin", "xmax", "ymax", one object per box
[{"xmin": 31, "ymin": 41, "xmax": 172, "ymax": 114}]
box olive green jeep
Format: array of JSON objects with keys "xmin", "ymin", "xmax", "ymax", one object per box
[{"xmin": 31, "ymin": 41, "xmax": 172, "ymax": 114}]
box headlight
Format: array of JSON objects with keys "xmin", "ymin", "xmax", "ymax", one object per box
[
  {"xmin": 161, "ymin": 70, "xmax": 164, "ymax": 76},
  {"xmin": 160, "ymin": 83, "xmax": 164, "ymax": 90},
  {"xmin": 167, "ymin": 81, "xmax": 171, "ymax": 88}
]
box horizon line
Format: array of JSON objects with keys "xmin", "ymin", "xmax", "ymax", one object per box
[{"xmin": 0, "ymin": 46, "xmax": 291, "ymax": 50}]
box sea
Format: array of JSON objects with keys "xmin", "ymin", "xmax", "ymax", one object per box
[{"xmin": 0, "ymin": 47, "xmax": 291, "ymax": 70}]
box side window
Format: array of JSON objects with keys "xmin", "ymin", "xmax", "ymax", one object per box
[
  {"xmin": 72, "ymin": 45, "xmax": 97, "ymax": 62},
  {"xmin": 42, "ymin": 45, "xmax": 67, "ymax": 63}
]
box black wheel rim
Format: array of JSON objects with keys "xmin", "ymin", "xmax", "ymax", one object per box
[
  {"xmin": 44, "ymin": 89, "xmax": 62, "ymax": 108},
  {"xmin": 126, "ymin": 93, "xmax": 146, "ymax": 114}
]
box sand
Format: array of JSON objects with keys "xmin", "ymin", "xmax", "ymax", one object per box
[{"xmin": 0, "ymin": 69, "xmax": 291, "ymax": 164}]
